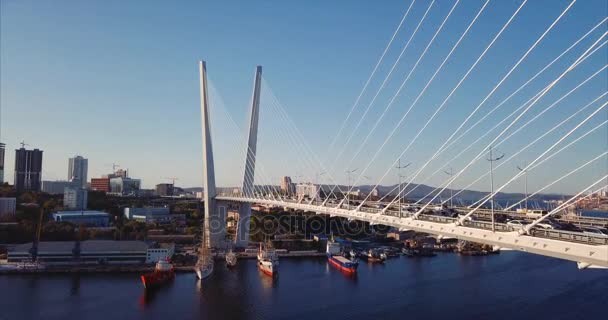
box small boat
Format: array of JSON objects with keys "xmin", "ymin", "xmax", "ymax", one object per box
[
  {"xmin": 225, "ymin": 250, "xmax": 237, "ymax": 268},
  {"xmin": 327, "ymin": 239, "xmax": 358, "ymax": 274},
  {"xmin": 402, "ymin": 239, "xmax": 436, "ymax": 257},
  {"xmin": 16, "ymin": 261, "xmax": 46, "ymax": 271},
  {"xmin": 384, "ymin": 248, "xmax": 400, "ymax": 258},
  {"xmin": 402, "ymin": 247, "xmax": 436, "ymax": 257},
  {"xmin": 257, "ymin": 242, "xmax": 279, "ymax": 276},
  {"xmin": 366, "ymin": 249, "xmax": 384, "ymax": 263},
  {"xmin": 141, "ymin": 260, "xmax": 175, "ymax": 289}
]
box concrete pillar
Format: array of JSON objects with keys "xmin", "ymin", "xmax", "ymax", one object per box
[
  {"xmin": 199, "ymin": 61, "xmax": 222, "ymax": 248},
  {"xmin": 236, "ymin": 65, "xmax": 262, "ymax": 248}
]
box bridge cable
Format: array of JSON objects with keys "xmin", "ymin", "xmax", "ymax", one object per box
[
  {"xmin": 328, "ymin": 0, "xmax": 436, "ymax": 171},
  {"xmin": 341, "ymin": 0, "xmax": 462, "ymax": 174},
  {"xmin": 376, "ymin": 0, "xmax": 577, "ymax": 208},
  {"xmin": 427, "ymin": 64, "xmax": 608, "ymax": 205},
  {"xmin": 351, "ymin": 0, "xmax": 528, "ymax": 209},
  {"xmin": 324, "ymin": 0, "xmax": 492, "ymax": 203},
  {"xmin": 326, "ymin": 0, "xmax": 417, "ymax": 154},
  {"xmin": 506, "ymin": 151, "xmax": 608, "ymax": 212},
  {"xmin": 262, "ymin": 80, "xmax": 347, "ymax": 201},
  {"xmin": 523, "ymin": 176, "xmax": 608, "ymax": 234},
  {"xmin": 413, "ymin": 30, "xmax": 607, "ymax": 219},
  {"xmin": 402, "ymin": 37, "xmax": 608, "ymax": 204},
  {"xmin": 454, "ymin": 101, "xmax": 607, "ymax": 224}
]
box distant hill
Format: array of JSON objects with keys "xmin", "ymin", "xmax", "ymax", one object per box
[{"xmin": 184, "ymin": 183, "xmax": 567, "ymax": 203}]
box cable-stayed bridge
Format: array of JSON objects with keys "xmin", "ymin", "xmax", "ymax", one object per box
[{"xmin": 197, "ymin": 0, "xmax": 608, "ymax": 269}]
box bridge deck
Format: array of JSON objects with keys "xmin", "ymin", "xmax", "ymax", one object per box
[{"xmin": 217, "ymin": 196, "xmax": 608, "ymax": 268}]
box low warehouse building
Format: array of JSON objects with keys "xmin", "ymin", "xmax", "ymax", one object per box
[{"xmin": 7, "ymin": 240, "xmax": 174, "ymax": 265}]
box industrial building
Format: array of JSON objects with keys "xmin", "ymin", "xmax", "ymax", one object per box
[
  {"xmin": 124, "ymin": 207, "xmax": 185, "ymax": 225},
  {"xmin": 52, "ymin": 210, "xmax": 110, "ymax": 227},
  {"xmin": 7, "ymin": 240, "xmax": 174, "ymax": 265}
]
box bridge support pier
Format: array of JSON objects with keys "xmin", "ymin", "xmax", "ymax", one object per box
[
  {"xmin": 199, "ymin": 61, "xmax": 225, "ymax": 248},
  {"xmin": 235, "ymin": 65, "xmax": 262, "ymax": 248}
]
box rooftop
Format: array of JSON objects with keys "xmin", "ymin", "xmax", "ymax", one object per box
[
  {"xmin": 10, "ymin": 240, "xmax": 149, "ymax": 253},
  {"xmin": 53, "ymin": 211, "xmax": 109, "ymax": 217}
]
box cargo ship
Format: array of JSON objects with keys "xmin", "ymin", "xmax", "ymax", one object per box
[
  {"xmin": 141, "ymin": 260, "xmax": 175, "ymax": 289},
  {"xmin": 326, "ymin": 240, "xmax": 358, "ymax": 274},
  {"xmin": 257, "ymin": 242, "xmax": 278, "ymax": 276}
]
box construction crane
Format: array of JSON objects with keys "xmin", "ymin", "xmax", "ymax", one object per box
[
  {"xmin": 163, "ymin": 177, "xmax": 179, "ymax": 185},
  {"xmin": 19, "ymin": 140, "xmax": 30, "ymax": 148}
]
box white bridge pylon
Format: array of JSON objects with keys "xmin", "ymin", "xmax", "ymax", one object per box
[
  {"xmin": 199, "ymin": 60, "xmax": 607, "ymax": 268},
  {"xmin": 199, "ymin": 60, "xmax": 262, "ymax": 249}
]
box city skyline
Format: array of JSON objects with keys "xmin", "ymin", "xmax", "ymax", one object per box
[{"xmin": 1, "ymin": 0, "xmax": 606, "ymax": 194}]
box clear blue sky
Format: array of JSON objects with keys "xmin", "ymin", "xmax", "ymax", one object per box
[{"xmin": 1, "ymin": 0, "xmax": 606, "ymax": 195}]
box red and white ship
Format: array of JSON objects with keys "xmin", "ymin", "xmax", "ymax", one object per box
[
  {"xmin": 141, "ymin": 260, "xmax": 175, "ymax": 289},
  {"xmin": 257, "ymin": 243, "xmax": 278, "ymax": 276}
]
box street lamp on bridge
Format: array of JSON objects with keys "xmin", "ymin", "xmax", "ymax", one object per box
[
  {"xmin": 487, "ymin": 146, "xmax": 505, "ymax": 232},
  {"xmin": 346, "ymin": 168, "xmax": 358, "ymax": 210},
  {"xmin": 396, "ymin": 159, "xmax": 411, "ymax": 218}
]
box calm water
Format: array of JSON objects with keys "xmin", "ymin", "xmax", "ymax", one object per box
[{"xmin": 1, "ymin": 252, "xmax": 607, "ymax": 320}]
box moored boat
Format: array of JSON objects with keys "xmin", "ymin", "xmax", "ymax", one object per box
[
  {"xmin": 366, "ymin": 249, "xmax": 385, "ymax": 263},
  {"xmin": 327, "ymin": 240, "xmax": 358, "ymax": 274},
  {"xmin": 402, "ymin": 239, "xmax": 436, "ymax": 257},
  {"xmin": 141, "ymin": 260, "xmax": 175, "ymax": 289},
  {"xmin": 195, "ymin": 224, "xmax": 214, "ymax": 280},
  {"xmin": 225, "ymin": 250, "xmax": 237, "ymax": 268},
  {"xmin": 257, "ymin": 242, "xmax": 278, "ymax": 276}
]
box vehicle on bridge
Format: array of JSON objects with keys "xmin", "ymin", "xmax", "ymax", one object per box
[{"xmin": 582, "ymin": 227, "xmax": 608, "ymax": 238}]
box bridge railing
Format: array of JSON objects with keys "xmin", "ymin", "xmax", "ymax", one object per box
[{"xmin": 529, "ymin": 228, "xmax": 608, "ymax": 245}]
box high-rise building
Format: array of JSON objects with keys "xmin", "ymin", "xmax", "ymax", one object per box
[
  {"xmin": 14, "ymin": 147, "xmax": 43, "ymax": 192},
  {"xmin": 280, "ymin": 176, "xmax": 294, "ymax": 195},
  {"xmin": 68, "ymin": 156, "xmax": 88, "ymax": 189},
  {"xmin": 64, "ymin": 187, "xmax": 88, "ymax": 210},
  {"xmin": 0, "ymin": 143, "xmax": 5, "ymax": 184}
]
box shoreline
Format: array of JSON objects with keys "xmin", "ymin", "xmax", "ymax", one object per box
[{"xmin": 0, "ymin": 251, "xmax": 327, "ymax": 275}]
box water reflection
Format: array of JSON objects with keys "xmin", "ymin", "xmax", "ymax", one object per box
[
  {"xmin": 3, "ymin": 253, "xmax": 607, "ymax": 320},
  {"xmin": 259, "ymin": 271, "xmax": 278, "ymax": 289},
  {"xmin": 70, "ymin": 274, "xmax": 80, "ymax": 296},
  {"xmin": 139, "ymin": 280, "xmax": 174, "ymax": 307}
]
